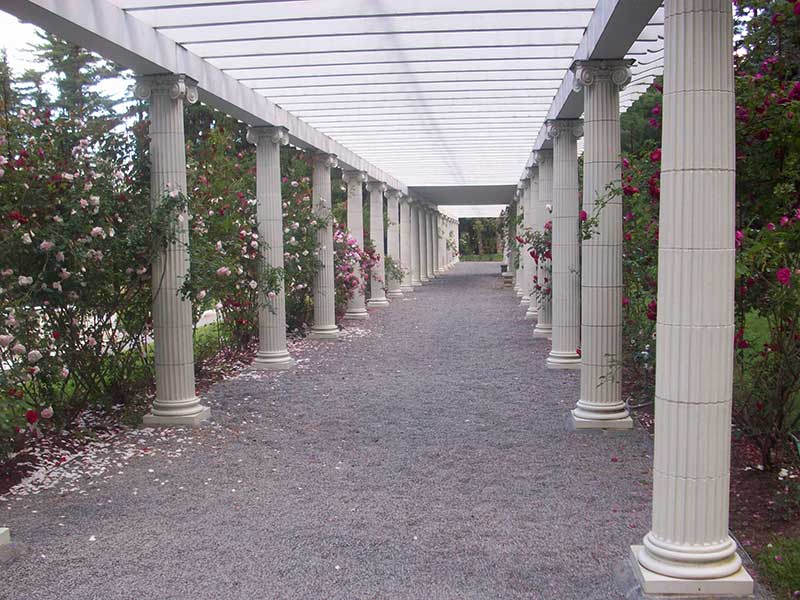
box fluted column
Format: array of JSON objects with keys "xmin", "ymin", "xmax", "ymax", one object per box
[
  {"xmin": 399, "ymin": 196, "xmax": 415, "ymax": 292},
  {"xmin": 386, "ymin": 190, "xmax": 404, "ymax": 299},
  {"xmin": 248, "ymin": 126, "xmax": 295, "ymax": 370},
  {"xmin": 533, "ymin": 150, "xmax": 554, "ymax": 338},
  {"xmin": 342, "ymin": 170, "xmax": 369, "ymax": 320},
  {"xmin": 546, "ymin": 119, "xmax": 583, "ymax": 369},
  {"xmin": 525, "ymin": 169, "xmax": 540, "ymax": 320},
  {"xmin": 309, "ymin": 153, "xmax": 341, "ymax": 340},
  {"xmin": 426, "ymin": 209, "xmax": 436, "ymax": 280},
  {"xmin": 519, "ymin": 172, "xmax": 533, "ymax": 306},
  {"xmin": 367, "ymin": 181, "xmax": 389, "ymax": 307},
  {"xmin": 410, "ymin": 202, "xmax": 422, "ymax": 286},
  {"xmin": 510, "ymin": 199, "xmax": 519, "ymax": 291},
  {"xmin": 569, "ymin": 60, "xmax": 633, "ymax": 426},
  {"xmin": 632, "ymin": 1, "xmax": 752, "ymax": 594},
  {"xmin": 418, "ymin": 205, "xmax": 430, "ymax": 283},
  {"xmin": 136, "ymin": 74, "xmax": 209, "ymax": 426}
]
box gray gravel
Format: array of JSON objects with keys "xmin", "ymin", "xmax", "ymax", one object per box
[{"xmin": 1, "ymin": 262, "xmax": 660, "ymax": 600}]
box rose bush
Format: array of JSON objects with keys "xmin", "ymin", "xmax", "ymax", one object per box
[{"xmin": 0, "ymin": 106, "xmax": 182, "ymax": 451}]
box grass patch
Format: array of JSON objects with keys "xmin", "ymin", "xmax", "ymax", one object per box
[
  {"xmin": 460, "ymin": 254, "xmax": 502, "ymax": 262},
  {"xmin": 757, "ymin": 537, "xmax": 800, "ymax": 597}
]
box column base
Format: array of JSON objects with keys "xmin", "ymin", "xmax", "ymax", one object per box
[
  {"xmin": 629, "ymin": 547, "xmax": 753, "ymax": 597},
  {"xmin": 343, "ymin": 308, "xmax": 370, "ymax": 320},
  {"xmin": 547, "ymin": 352, "xmax": 581, "ymax": 370},
  {"xmin": 520, "ymin": 295, "xmax": 531, "ymax": 306},
  {"xmin": 400, "ymin": 285, "xmax": 415, "ymax": 293},
  {"xmin": 571, "ymin": 410, "xmax": 633, "ymax": 430},
  {"xmin": 0, "ymin": 527, "xmax": 9, "ymax": 546},
  {"xmin": 386, "ymin": 289, "xmax": 404, "ymax": 299},
  {"xmin": 142, "ymin": 404, "xmax": 211, "ymax": 427},
  {"xmin": 308, "ymin": 326, "xmax": 342, "ymax": 341},
  {"xmin": 420, "ymin": 277, "xmax": 430, "ymax": 284},
  {"xmin": 367, "ymin": 297, "xmax": 390, "ymax": 307},
  {"xmin": 252, "ymin": 351, "xmax": 295, "ymax": 371},
  {"xmin": 411, "ymin": 279, "xmax": 422, "ymax": 287},
  {"xmin": 525, "ymin": 308, "xmax": 538, "ymax": 320},
  {"xmin": 533, "ymin": 324, "xmax": 552, "ymax": 338}
]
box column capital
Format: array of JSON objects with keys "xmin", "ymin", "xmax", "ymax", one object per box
[
  {"xmin": 546, "ymin": 119, "xmax": 584, "ymax": 140},
  {"xmin": 366, "ymin": 180, "xmax": 387, "ymax": 194},
  {"xmin": 246, "ymin": 125, "xmax": 289, "ymax": 147},
  {"xmin": 342, "ymin": 169, "xmax": 368, "ymax": 185},
  {"xmin": 534, "ymin": 148, "xmax": 553, "ymax": 163},
  {"xmin": 386, "ymin": 189, "xmax": 404, "ymax": 201},
  {"xmin": 313, "ymin": 152, "xmax": 338, "ymax": 169},
  {"xmin": 135, "ymin": 74, "xmax": 199, "ymax": 104},
  {"xmin": 571, "ymin": 59, "xmax": 635, "ymax": 92}
]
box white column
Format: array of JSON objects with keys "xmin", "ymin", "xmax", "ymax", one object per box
[
  {"xmin": 418, "ymin": 205, "xmax": 430, "ymax": 283},
  {"xmin": 410, "ymin": 202, "xmax": 423, "ymax": 286},
  {"xmin": 533, "ymin": 149, "xmax": 553, "ymax": 339},
  {"xmin": 570, "ymin": 60, "xmax": 633, "ymax": 427},
  {"xmin": 432, "ymin": 211, "xmax": 441, "ymax": 276},
  {"xmin": 632, "ymin": 1, "xmax": 752, "ymax": 595},
  {"xmin": 525, "ymin": 169, "xmax": 540, "ymax": 320},
  {"xmin": 309, "ymin": 152, "xmax": 341, "ymax": 340},
  {"xmin": 248, "ymin": 126, "xmax": 295, "ymax": 370},
  {"xmin": 519, "ymin": 171, "xmax": 533, "ymax": 306},
  {"xmin": 399, "ymin": 196, "xmax": 415, "ymax": 292},
  {"xmin": 510, "ymin": 199, "xmax": 519, "ymax": 291},
  {"xmin": 386, "ymin": 190, "xmax": 404, "ymax": 299},
  {"xmin": 546, "ymin": 119, "xmax": 583, "ymax": 369},
  {"xmin": 367, "ymin": 181, "xmax": 389, "ymax": 307},
  {"xmin": 135, "ymin": 74, "xmax": 209, "ymax": 426},
  {"xmin": 426, "ymin": 209, "xmax": 436, "ymax": 280},
  {"xmin": 342, "ymin": 170, "xmax": 369, "ymax": 320}
]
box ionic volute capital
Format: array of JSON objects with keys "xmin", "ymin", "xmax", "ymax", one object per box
[
  {"xmin": 545, "ymin": 119, "xmax": 583, "ymax": 141},
  {"xmin": 366, "ymin": 180, "xmax": 387, "ymax": 194},
  {"xmin": 135, "ymin": 74, "xmax": 199, "ymax": 104},
  {"xmin": 386, "ymin": 189, "xmax": 403, "ymax": 201},
  {"xmin": 342, "ymin": 170, "xmax": 368, "ymax": 185},
  {"xmin": 571, "ymin": 59, "xmax": 635, "ymax": 92},
  {"xmin": 246, "ymin": 125, "xmax": 290, "ymax": 147},
  {"xmin": 314, "ymin": 152, "xmax": 338, "ymax": 169}
]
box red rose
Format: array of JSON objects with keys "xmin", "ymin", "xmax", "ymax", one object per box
[{"xmin": 25, "ymin": 410, "xmax": 39, "ymax": 425}]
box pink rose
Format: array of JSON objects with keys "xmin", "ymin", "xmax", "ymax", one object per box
[
  {"xmin": 216, "ymin": 266, "xmax": 231, "ymax": 277},
  {"xmin": 776, "ymin": 267, "xmax": 792, "ymax": 286}
]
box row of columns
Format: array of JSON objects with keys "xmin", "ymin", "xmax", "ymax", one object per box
[
  {"xmin": 511, "ymin": 1, "xmax": 751, "ymax": 595},
  {"xmin": 136, "ymin": 78, "xmax": 461, "ymax": 429}
]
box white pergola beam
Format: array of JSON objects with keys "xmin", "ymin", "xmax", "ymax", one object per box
[
  {"xmin": 119, "ymin": 0, "xmax": 597, "ymax": 28},
  {"xmin": 165, "ymin": 14, "xmax": 592, "ymax": 44},
  {"xmin": 0, "ymin": 0, "xmax": 407, "ymax": 191}
]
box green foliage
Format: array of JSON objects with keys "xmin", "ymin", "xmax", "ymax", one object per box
[
  {"xmin": 757, "ymin": 537, "xmax": 800, "ymax": 598},
  {"xmin": 460, "ymin": 254, "xmax": 502, "ymax": 262},
  {"xmin": 0, "ymin": 101, "xmax": 181, "ymax": 451}
]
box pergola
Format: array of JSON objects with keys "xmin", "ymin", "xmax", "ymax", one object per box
[{"xmin": 0, "ymin": 0, "xmax": 752, "ymax": 596}]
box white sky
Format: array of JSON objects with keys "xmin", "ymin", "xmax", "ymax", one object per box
[{"xmin": 0, "ymin": 9, "xmax": 130, "ymax": 102}]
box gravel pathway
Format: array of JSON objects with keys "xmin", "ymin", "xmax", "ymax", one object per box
[{"xmin": 1, "ymin": 262, "xmax": 659, "ymax": 600}]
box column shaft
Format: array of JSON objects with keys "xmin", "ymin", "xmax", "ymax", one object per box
[
  {"xmin": 309, "ymin": 154, "xmax": 340, "ymax": 340},
  {"xmin": 533, "ymin": 150, "xmax": 553, "ymax": 338},
  {"xmin": 343, "ymin": 171, "xmax": 369, "ymax": 320},
  {"xmin": 571, "ymin": 61, "xmax": 633, "ymax": 426},
  {"xmin": 426, "ymin": 210, "xmax": 436, "ymax": 279},
  {"xmin": 418, "ymin": 206, "xmax": 430, "ymax": 283},
  {"xmin": 546, "ymin": 120, "xmax": 583, "ymax": 369},
  {"xmin": 634, "ymin": 1, "xmax": 751, "ymax": 593},
  {"xmin": 525, "ymin": 173, "xmax": 540, "ymax": 319},
  {"xmin": 249, "ymin": 127, "xmax": 295, "ymax": 369},
  {"xmin": 410, "ymin": 203, "xmax": 422, "ymax": 286},
  {"xmin": 399, "ymin": 198, "xmax": 415, "ymax": 292},
  {"xmin": 386, "ymin": 191, "xmax": 404, "ymax": 298},
  {"xmin": 367, "ymin": 182, "xmax": 389, "ymax": 306},
  {"xmin": 520, "ymin": 176, "xmax": 533, "ymax": 305},
  {"xmin": 510, "ymin": 200, "xmax": 519, "ymax": 290},
  {"xmin": 136, "ymin": 75, "xmax": 209, "ymax": 426}
]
